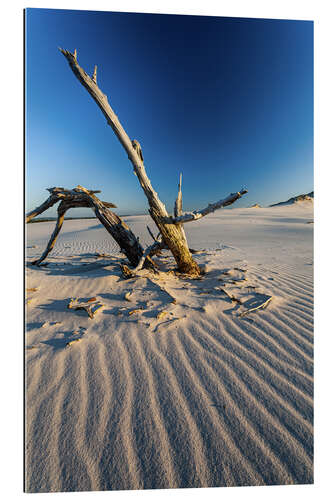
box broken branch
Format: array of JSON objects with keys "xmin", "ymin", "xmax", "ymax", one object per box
[
  {"xmin": 171, "ymin": 189, "xmax": 248, "ymax": 224},
  {"xmin": 174, "ymin": 173, "xmax": 183, "ymax": 217},
  {"xmin": 239, "ymin": 296, "xmax": 273, "ymax": 317},
  {"xmin": 27, "ymin": 185, "xmax": 144, "ymax": 267}
]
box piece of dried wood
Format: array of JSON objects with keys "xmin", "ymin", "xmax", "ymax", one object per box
[
  {"xmin": 174, "ymin": 172, "xmax": 183, "ymax": 218},
  {"xmin": 171, "ymin": 190, "xmax": 248, "ymax": 224},
  {"xmin": 67, "ymin": 298, "xmax": 104, "ymax": 319},
  {"xmin": 220, "ymin": 287, "xmax": 242, "ymax": 304},
  {"xmin": 66, "ymin": 338, "xmax": 82, "ymax": 347},
  {"xmin": 153, "ymin": 316, "xmax": 186, "ymax": 333},
  {"xmin": 239, "ymin": 296, "xmax": 273, "ymax": 317},
  {"xmin": 27, "ymin": 185, "xmax": 143, "ymax": 267}
]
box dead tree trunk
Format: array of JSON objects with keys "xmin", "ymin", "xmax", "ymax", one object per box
[
  {"xmin": 27, "ymin": 186, "xmax": 144, "ymax": 267},
  {"xmin": 60, "ymin": 49, "xmax": 200, "ymax": 275},
  {"xmin": 60, "ymin": 49, "xmax": 248, "ymax": 275}
]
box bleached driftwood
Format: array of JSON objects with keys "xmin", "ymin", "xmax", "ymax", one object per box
[
  {"xmin": 171, "ymin": 190, "xmax": 248, "ymax": 224},
  {"xmin": 220, "ymin": 287, "xmax": 242, "ymax": 304},
  {"xmin": 67, "ymin": 297, "xmax": 104, "ymax": 319},
  {"xmin": 131, "ymin": 233, "xmax": 168, "ymax": 273},
  {"xmin": 26, "ymin": 191, "xmax": 63, "ymax": 223},
  {"xmin": 239, "ymin": 296, "xmax": 273, "ymax": 317},
  {"xmin": 153, "ymin": 316, "xmax": 186, "ymax": 333},
  {"xmin": 60, "ymin": 49, "xmax": 200, "ymax": 274},
  {"xmin": 60, "ymin": 48, "xmax": 247, "ymax": 274},
  {"xmin": 32, "ymin": 201, "xmax": 67, "ymax": 266},
  {"xmin": 27, "ymin": 185, "xmax": 144, "ymax": 267}
]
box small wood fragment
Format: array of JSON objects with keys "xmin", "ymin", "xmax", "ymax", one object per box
[
  {"xmin": 220, "ymin": 288, "xmax": 242, "ymax": 304},
  {"xmin": 153, "ymin": 316, "xmax": 186, "ymax": 333},
  {"xmin": 66, "ymin": 338, "xmax": 82, "ymax": 347},
  {"xmin": 68, "ymin": 298, "xmax": 104, "ymax": 319},
  {"xmin": 26, "ymin": 287, "xmax": 38, "ymax": 292},
  {"xmin": 124, "ymin": 292, "xmax": 132, "ymax": 301},
  {"xmin": 239, "ymin": 296, "xmax": 273, "ymax": 317}
]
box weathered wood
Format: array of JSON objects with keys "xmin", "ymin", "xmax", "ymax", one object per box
[
  {"xmin": 173, "ymin": 172, "xmax": 189, "ymax": 246},
  {"xmin": 171, "ymin": 189, "xmax": 248, "ymax": 224},
  {"xmin": 26, "ymin": 193, "xmax": 60, "ymax": 223},
  {"xmin": 26, "ymin": 187, "xmax": 116, "ymax": 225},
  {"xmin": 60, "ymin": 48, "xmax": 200, "ymax": 275},
  {"xmin": 174, "ymin": 173, "xmax": 183, "ymax": 218},
  {"xmin": 132, "ymin": 237, "xmax": 166, "ymax": 273},
  {"xmin": 31, "ymin": 202, "xmax": 67, "ymax": 265},
  {"xmin": 74, "ymin": 186, "xmax": 144, "ymax": 266},
  {"xmin": 27, "ymin": 185, "xmax": 144, "ymax": 267},
  {"xmin": 67, "ymin": 297, "xmax": 104, "ymax": 319},
  {"xmin": 239, "ymin": 295, "xmax": 273, "ymax": 317}
]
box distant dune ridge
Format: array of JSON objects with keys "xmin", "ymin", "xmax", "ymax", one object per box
[
  {"xmin": 269, "ymin": 191, "xmax": 314, "ymax": 207},
  {"xmin": 250, "ymin": 203, "xmax": 262, "ymax": 208},
  {"xmin": 25, "ymin": 204, "xmax": 313, "ymax": 492}
]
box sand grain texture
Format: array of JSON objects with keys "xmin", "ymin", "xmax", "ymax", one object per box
[{"xmin": 25, "ymin": 204, "xmax": 313, "ymax": 492}]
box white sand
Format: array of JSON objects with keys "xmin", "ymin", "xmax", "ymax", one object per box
[{"xmin": 25, "ymin": 202, "xmax": 313, "ymax": 492}]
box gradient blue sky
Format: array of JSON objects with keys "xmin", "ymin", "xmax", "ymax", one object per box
[{"xmin": 25, "ymin": 9, "xmax": 313, "ymax": 216}]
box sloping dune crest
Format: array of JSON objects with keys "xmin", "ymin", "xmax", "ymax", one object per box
[{"xmin": 25, "ymin": 205, "xmax": 313, "ymax": 492}]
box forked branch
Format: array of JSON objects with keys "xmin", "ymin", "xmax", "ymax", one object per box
[{"xmin": 59, "ymin": 48, "xmax": 248, "ymax": 275}]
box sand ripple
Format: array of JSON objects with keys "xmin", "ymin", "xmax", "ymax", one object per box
[{"xmin": 25, "ymin": 215, "xmax": 313, "ymax": 491}]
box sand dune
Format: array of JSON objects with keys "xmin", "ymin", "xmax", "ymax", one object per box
[{"xmin": 25, "ymin": 205, "xmax": 313, "ymax": 492}]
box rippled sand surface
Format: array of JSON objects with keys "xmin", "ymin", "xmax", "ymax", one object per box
[{"xmin": 25, "ymin": 204, "xmax": 313, "ymax": 492}]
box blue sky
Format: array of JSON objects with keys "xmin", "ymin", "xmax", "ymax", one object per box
[{"xmin": 25, "ymin": 9, "xmax": 313, "ymax": 216}]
